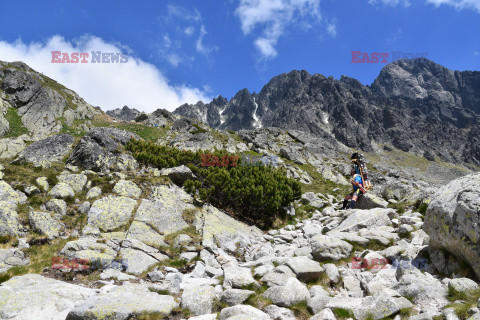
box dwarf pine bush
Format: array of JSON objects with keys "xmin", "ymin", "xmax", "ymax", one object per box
[{"xmin": 126, "ymin": 139, "xmax": 301, "ymax": 229}]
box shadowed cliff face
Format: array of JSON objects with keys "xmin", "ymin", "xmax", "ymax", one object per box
[{"xmin": 173, "ymin": 58, "xmax": 480, "ymax": 166}]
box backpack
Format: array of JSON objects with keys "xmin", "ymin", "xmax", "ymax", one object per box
[{"xmin": 351, "ymin": 153, "xmax": 370, "ymax": 187}]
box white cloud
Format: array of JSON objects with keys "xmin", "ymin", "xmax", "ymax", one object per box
[
  {"xmin": 475, "ymin": 50, "xmax": 480, "ymax": 55},
  {"xmin": 327, "ymin": 23, "xmax": 337, "ymax": 37},
  {"xmin": 0, "ymin": 35, "xmax": 210, "ymax": 112},
  {"xmin": 255, "ymin": 37, "xmax": 278, "ymax": 58},
  {"xmin": 184, "ymin": 26, "xmax": 195, "ymax": 36},
  {"xmin": 235, "ymin": 0, "xmax": 322, "ymax": 59},
  {"xmin": 167, "ymin": 5, "xmax": 202, "ymax": 22},
  {"xmin": 167, "ymin": 53, "xmax": 182, "ymax": 67},
  {"xmin": 425, "ymin": 0, "xmax": 480, "ymax": 12},
  {"xmin": 369, "ymin": 0, "xmax": 411, "ymax": 7},
  {"xmin": 196, "ymin": 25, "xmax": 218, "ymax": 56},
  {"xmin": 160, "ymin": 5, "xmax": 217, "ymax": 64},
  {"xmin": 370, "ymin": 0, "xmax": 480, "ymax": 12}
]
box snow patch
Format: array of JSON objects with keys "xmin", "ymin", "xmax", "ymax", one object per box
[{"xmin": 252, "ymin": 98, "xmax": 262, "ymax": 129}]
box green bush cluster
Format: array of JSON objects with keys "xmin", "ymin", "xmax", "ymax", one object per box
[{"xmin": 126, "ymin": 139, "xmax": 301, "ymax": 229}]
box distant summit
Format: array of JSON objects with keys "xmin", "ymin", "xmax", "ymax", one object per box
[
  {"xmin": 106, "ymin": 106, "xmax": 141, "ymax": 122},
  {"xmin": 174, "ymin": 58, "xmax": 480, "ymax": 166}
]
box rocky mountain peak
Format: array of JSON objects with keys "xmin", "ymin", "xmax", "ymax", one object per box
[
  {"xmin": 174, "ymin": 58, "xmax": 480, "ymax": 166},
  {"xmin": 0, "ymin": 60, "xmax": 99, "ymax": 138}
]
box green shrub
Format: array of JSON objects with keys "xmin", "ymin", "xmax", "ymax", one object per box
[
  {"xmin": 126, "ymin": 139, "xmax": 301, "ymax": 229},
  {"xmin": 191, "ymin": 123, "xmax": 207, "ymax": 134}
]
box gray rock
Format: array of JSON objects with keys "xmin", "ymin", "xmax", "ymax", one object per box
[
  {"xmin": 60, "ymin": 238, "xmax": 118, "ymax": 262},
  {"xmin": 325, "ymin": 297, "xmax": 363, "ymax": 312},
  {"xmin": 67, "ymin": 127, "xmax": 140, "ymax": 171},
  {"xmin": 197, "ymin": 204, "xmax": 263, "ymax": 252},
  {"xmin": 263, "ymin": 277, "xmax": 310, "ymax": 307},
  {"xmin": 78, "ymin": 201, "xmax": 90, "ymax": 214},
  {"xmin": 310, "ymin": 308, "xmax": 337, "ymax": 320},
  {"xmin": 0, "ymin": 274, "xmax": 95, "ymax": 320},
  {"xmin": 323, "ymin": 263, "xmax": 340, "ymax": 284},
  {"xmin": 15, "ymin": 190, "xmax": 27, "ymax": 204},
  {"xmin": 113, "ymin": 179, "xmax": 142, "ymax": 199},
  {"xmin": 13, "ymin": 134, "xmax": 74, "ymax": 167},
  {"xmin": 330, "ymin": 208, "xmax": 394, "ymax": 233},
  {"xmin": 219, "ymin": 305, "xmax": 271, "ymax": 320},
  {"xmin": 264, "ymin": 304, "xmax": 297, "ymax": 320},
  {"xmin": 66, "ymin": 282, "xmax": 178, "ymax": 319},
  {"xmin": 24, "ymin": 185, "xmax": 40, "ymax": 196},
  {"xmin": 307, "ymin": 286, "xmax": 331, "ymax": 314},
  {"xmin": 0, "ymin": 201, "xmax": 22, "ymax": 237},
  {"xmin": 280, "ymin": 146, "xmax": 306, "ymax": 164},
  {"xmin": 180, "ymin": 251, "xmax": 198, "ymax": 261},
  {"xmin": 448, "ymin": 278, "xmax": 479, "ymax": 292},
  {"xmin": 99, "ymin": 268, "xmax": 137, "ymax": 281},
  {"xmin": 310, "ymin": 235, "xmax": 353, "ymax": 261},
  {"xmin": 393, "ymin": 271, "xmax": 448, "ymax": 310},
  {"xmin": 29, "ymin": 211, "xmax": 64, "ymax": 238},
  {"xmin": 260, "ymin": 265, "xmax": 296, "ymax": 287},
  {"xmin": 147, "ymin": 270, "xmax": 165, "ymax": 282},
  {"xmin": 353, "ymin": 290, "xmax": 413, "ymax": 320},
  {"xmin": 0, "ymin": 136, "xmax": 26, "ymax": 159},
  {"xmin": 160, "ymin": 165, "xmax": 196, "ymax": 185},
  {"xmin": 45, "ymin": 199, "xmax": 67, "ymax": 215},
  {"xmin": 189, "ymin": 314, "xmax": 218, "ymax": 320},
  {"xmin": 173, "ymin": 234, "xmax": 192, "ymax": 248},
  {"xmin": 48, "ymin": 182, "xmax": 75, "ymax": 199},
  {"xmin": 106, "ymin": 106, "xmax": 141, "ymax": 121},
  {"xmin": 0, "ymin": 248, "xmax": 30, "ymax": 273},
  {"xmin": 86, "ymin": 186, "xmax": 102, "ymax": 199},
  {"xmin": 36, "ymin": 177, "xmax": 49, "ymax": 192},
  {"xmin": 83, "ymin": 195, "xmax": 137, "ymax": 234},
  {"xmin": 221, "ymin": 289, "xmax": 255, "ymax": 306},
  {"xmin": 285, "ymin": 256, "xmax": 324, "ymax": 282},
  {"xmin": 127, "ymin": 184, "xmax": 193, "ymax": 247},
  {"xmin": 357, "ymin": 193, "xmax": 389, "ymax": 209},
  {"xmin": 181, "ymin": 285, "xmax": 216, "ymax": 316},
  {"xmin": 119, "ymin": 238, "xmax": 168, "ymax": 275},
  {"xmin": 0, "ymin": 181, "xmax": 20, "ymax": 204},
  {"xmin": 224, "ymin": 266, "xmax": 257, "ymax": 289},
  {"xmin": 423, "ymin": 173, "xmax": 480, "ymax": 279},
  {"xmin": 58, "ymin": 173, "xmax": 87, "ymax": 193}
]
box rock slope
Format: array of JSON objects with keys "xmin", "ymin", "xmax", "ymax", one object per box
[{"xmin": 0, "ymin": 60, "xmax": 99, "ymax": 138}]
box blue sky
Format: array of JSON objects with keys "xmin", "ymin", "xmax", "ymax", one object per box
[{"xmin": 0, "ymin": 0, "xmax": 479, "ymax": 112}]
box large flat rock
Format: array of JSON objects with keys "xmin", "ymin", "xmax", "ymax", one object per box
[
  {"xmin": 0, "ymin": 274, "xmax": 95, "ymax": 320},
  {"xmin": 66, "ymin": 283, "xmax": 178, "ymax": 319}
]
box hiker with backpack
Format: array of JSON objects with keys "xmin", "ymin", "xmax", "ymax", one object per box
[{"xmin": 342, "ymin": 153, "xmax": 370, "ymax": 209}]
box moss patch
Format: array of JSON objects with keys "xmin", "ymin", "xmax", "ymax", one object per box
[{"xmin": 3, "ymin": 107, "xmax": 28, "ymax": 138}]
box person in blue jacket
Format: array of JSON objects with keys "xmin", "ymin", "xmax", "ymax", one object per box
[{"xmin": 342, "ymin": 173, "xmax": 367, "ymax": 209}]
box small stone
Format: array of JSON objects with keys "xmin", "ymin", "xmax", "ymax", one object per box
[
  {"xmin": 78, "ymin": 202, "xmax": 91, "ymax": 214},
  {"xmin": 36, "ymin": 177, "xmax": 49, "ymax": 192},
  {"xmin": 45, "ymin": 199, "xmax": 67, "ymax": 215},
  {"xmin": 24, "ymin": 186, "xmax": 40, "ymax": 196},
  {"xmin": 263, "ymin": 277, "xmax": 310, "ymax": 307},
  {"xmin": 48, "ymin": 183, "xmax": 75, "ymax": 199},
  {"xmin": 86, "ymin": 187, "xmax": 102, "ymax": 199},
  {"xmin": 220, "ymin": 289, "xmax": 255, "ymax": 306},
  {"xmin": 113, "ymin": 180, "xmax": 142, "ymax": 199},
  {"xmin": 285, "ymin": 256, "xmax": 323, "ymax": 282},
  {"xmin": 173, "ymin": 234, "xmax": 192, "ymax": 248},
  {"xmin": 180, "ymin": 252, "xmax": 198, "ymax": 261}
]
